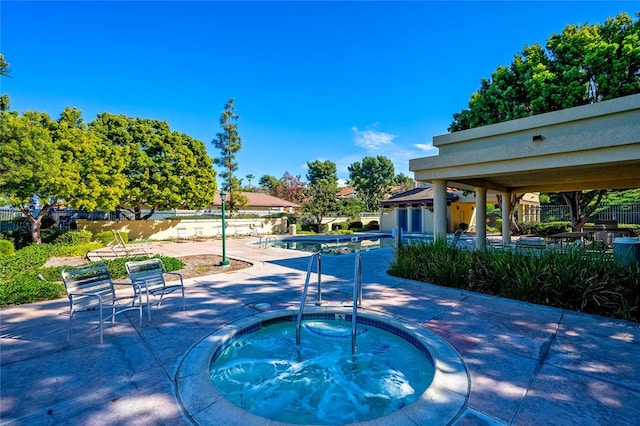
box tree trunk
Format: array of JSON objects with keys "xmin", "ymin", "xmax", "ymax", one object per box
[
  {"xmin": 22, "ymin": 203, "xmax": 54, "ymax": 244},
  {"xmin": 561, "ymin": 191, "xmax": 606, "ymax": 232}
]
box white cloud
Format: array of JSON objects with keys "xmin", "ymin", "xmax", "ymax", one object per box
[
  {"xmin": 351, "ymin": 126, "xmax": 396, "ymax": 149},
  {"xmin": 414, "ymin": 142, "xmax": 439, "ymax": 156}
]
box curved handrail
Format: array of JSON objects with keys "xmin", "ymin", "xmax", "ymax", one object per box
[
  {"xmin": 351, "ymin": 253, "xmax": 362, "ymax": 354},
  {"xmin": 296, "ymin": 251, "xmax": 322, "ymax": 345}
]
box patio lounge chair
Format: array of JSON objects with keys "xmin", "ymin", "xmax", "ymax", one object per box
[
  {"xmin": 110, "ymin": 230, "xmax": 150, "ymax": 258},
  {"xmin": 515, "ymin": 237, "xmax": 547, "ymax": 252},
  {"xmin": 176, "ymin": 227, "xmax": 190, "ymax": 242},
  {"xmin": 62, "ymin": 262, "xmax": 143, "ymax": 344},
  {"xmin": 125, "ymin": 258, "xmax": 185, "ymax": 321}
]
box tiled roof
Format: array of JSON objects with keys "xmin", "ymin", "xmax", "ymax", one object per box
[
  {"xmin": 212, "ymin": 191, "xmax": 301, "ymax": 208},
  {"xmin": 380, "ymin": 187, "xmax": 458, "ymax": 206}
]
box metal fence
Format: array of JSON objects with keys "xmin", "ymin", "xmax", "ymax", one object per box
[
  {"xmin": 2, "ymin": 203, "xmax": 639, "ymax": 233},
  {"xmin": 538, "ymin": 203, "xmax": 640, "ymax": 224}
]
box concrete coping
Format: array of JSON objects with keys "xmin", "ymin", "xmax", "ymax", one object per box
[{"xmin": 176, "ymin": 307, "xmax": 470, "ymax": 425}]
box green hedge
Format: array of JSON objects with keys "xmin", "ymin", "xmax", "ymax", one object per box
[
  {"xmin": 388, "ymin": 239, "xmax": 640, "ymax": 322},
  {"xmin": 0, "ymin": 240, "xmax": 185, "ymax": 306}
]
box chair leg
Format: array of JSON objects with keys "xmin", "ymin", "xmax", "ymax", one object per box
[
  {"xmin": 67, "ymin": 310, "xmax": 75, "ymax": 343},
  {"xmin": 98, "ymin": 302, "xmax": 104, "ymax": 344}
]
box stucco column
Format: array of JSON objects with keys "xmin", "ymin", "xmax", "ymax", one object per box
[
  {"xmin": 501, "ymin": 191, "xmax": 511, "ymax": 247},
  {"xmin": 474, "ymin": 187, "xmax": 487, "ymax": 250},
  {"xmin": 421, "ymin": 204, "xmax": 427, "ymax": 233},
  {"xmin": 432, "ymin": 180, "xmax": 448, "ymax": 241},
  {"xmin": 407, "ymin": 205, "xmax": 413, "ymax": 234}
]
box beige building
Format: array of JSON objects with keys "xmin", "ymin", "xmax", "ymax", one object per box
[
  {"xmin": 409, "ymin": 93, "xmax": 640, "ymax": 249},
  {"xmin": 379, "ymin": 186, "xmax": 539, "ymax": 234}
]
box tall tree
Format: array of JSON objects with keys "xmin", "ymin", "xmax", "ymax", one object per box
[
  {"xmin": 0, "ymin": 108, "xmax": 127, "ymax": 242},
  {"xmin": 304, "ymin": 160, "xmax": 338, "ymax": 232},
  {"xmin": 0, "ymin": 53, "xmax": 10, "ymax": 111},
  {"xmin": 448, "ymin": 12, "xmax": 640, "ymax": 232},
  {"xmin": 245, "ymin": 173, "xmax": 255, "ymax": 191},
  {"xmin": 348, "ymin": 156, "xmax": 395, "ymax": 211},
  {"xmin": 90, "ymin": 113, "xmax": 217, "ymax": 220},
  {"xmin": 213, "ymin": 98, "xmax": 247, "ymax": 210},
  {"xmin": 278, "ymin": 172, "xmax": 307, "ymax": 205},
  {"xmin": 394, "ymin": 172, "xmax": 414, "ymax": 192},
  {"xmin": 259, "ymin": 174, "xmax": 280, "ymax": 194}
]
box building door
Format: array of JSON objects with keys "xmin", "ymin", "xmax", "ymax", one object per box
[
  {"xmin": 398, "ymin": 209, "xmax": 408, "ymax": 232},
  {"xmin": 412, "ymin": 208, "xmax": 422, "ymax": 232}
]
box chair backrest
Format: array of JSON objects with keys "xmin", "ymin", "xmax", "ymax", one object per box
[
  {"xmin": 62, "ymin": 262, "xmax": 115, "ymax": 309},
  {"xmin": 451, "ymin": 228, "xmax": 465, "ymax": 247},
  {"xmin": 112, "ymin": 230, "xmax": 126, "ymax": 246},
  {"xmin": 516, "ymin": 237, "xmax": 547, "ymax": 249},
  {"xmin": 126, "ymin": 258, "xmax": 167, "ymax": 290}
]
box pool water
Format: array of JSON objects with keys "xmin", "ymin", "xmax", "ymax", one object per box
[
  {"xmin": 269, "ymin": 235, "xmax": 397, "ymax": 255},
  {"xmin": 210, "ymin": 319, "xmax": 435, "ymax": 425}
]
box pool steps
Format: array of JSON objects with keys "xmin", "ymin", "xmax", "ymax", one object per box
[{"xmin": 296, "ymin": 251, "xmax": 363, "ymax": 354}]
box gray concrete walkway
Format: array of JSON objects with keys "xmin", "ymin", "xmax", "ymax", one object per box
[{"xmin": 2, "ymin": 237, "xmax": 640, "ymax": 425}]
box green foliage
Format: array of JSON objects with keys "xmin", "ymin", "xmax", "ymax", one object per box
[
  {"xmin": 0, "ymin": 108, "xmax": 128, "ymax": 243},
  {"xmin": 52, "ymin": 230, "xmax": 93, "ymax": 245},
  {"xmin": 388, "ymin": 241, "xmax": 640, "ymax": 322},
  {"xmin": 450, "ymin": 12, "xmax": 640, "ymax": 132},
  {"xmin": 347, "ymin": 156, "xmax": 395, "ymax": 211},
  {"xmin": 0, "ymin": 243, "xmax": 56, "ymax": 281},
  {"xmin": 0, "ymin": 237, "xmax": 186, "ymax": 305},
  {"xmin": 331, "ymin": 222, "xmax": 349, "ymax": 231},
  {"xmin": 517, "ymin": 221, "xmax": 571, "ymax": 237},
  {"xmin": 304, "ymin": 160, "xmax": 339, "ymax": 230},
  {"xmin": 0, "ymin": 272, "xmax": 65, "ymax": 306},
  {"xmin": 349, "ymin": 221, "xmax": 363, "ymax": 230},
  {"xmin": 0, "ymin": 239, "xmax": 15, "ymax": 256},
  {"xmin": 90, "ymin": 112, "xmax": 217, "ymax": 220},
  {"xmin": 212, "ymin": 98, "xmax": 244, "ymax": 210},
  {"xmin": 95, "ymin": 231, "xmax": 116, "ymax": 245},
  {"xmin": 51, "ymin": 242, "xmax": 102, "ymax": 257}
]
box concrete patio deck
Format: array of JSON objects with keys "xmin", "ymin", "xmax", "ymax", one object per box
[{"xmin": 2, "ymin": 237, "xmax": 640, "ymax": 425}]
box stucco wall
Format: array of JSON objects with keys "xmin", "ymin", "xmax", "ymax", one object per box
[{"xmin": 76, "ymin": 217, "xmax": 287, "ymax": 241}]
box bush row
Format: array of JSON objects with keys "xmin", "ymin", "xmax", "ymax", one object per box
[
  {"xmin": 388, "ymin": 239, "xmax": 640, "ymax": 322},
  {"xmin": 0, "ymin": 233, "xmax": 185, "ymax": 306}
]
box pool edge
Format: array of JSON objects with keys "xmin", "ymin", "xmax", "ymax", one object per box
[{"xmin": 175, "ymin": 307, "xmax": 470, "ymax": 426}]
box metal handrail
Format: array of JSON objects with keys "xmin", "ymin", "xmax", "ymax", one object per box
[
  {"xmin": 258, "ymin": 236, "xmax": 274, "ymax": 248},
  {"xmin": 351, "ymin": 253, "xmax": 362, "ymax": 354},
  {"xmin": 295, "ymin": 251, "xmax": 322, "ymax": 345}
]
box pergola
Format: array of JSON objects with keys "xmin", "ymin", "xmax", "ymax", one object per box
[{"xmin": 409, "ymin": 93, "xmax": 640, "ymax": 249}]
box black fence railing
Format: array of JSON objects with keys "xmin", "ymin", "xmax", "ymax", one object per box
[
  {"xmin": 538, "ymin": 203, "xmax": 640, "ymax": 225},
  {"xmin": 1, "ymin": 203, "xmax": 639, "ymax": 233}
]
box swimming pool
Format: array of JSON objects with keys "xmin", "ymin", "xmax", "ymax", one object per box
[
  {"xmin": 263, "ymin": 234, "xmax": 410, "ymax": 255},
  {"xmin": 176, "ymin": 307, "xmax": 470, "ymax": 425}
]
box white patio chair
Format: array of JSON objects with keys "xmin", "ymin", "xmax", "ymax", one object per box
[
  {"xmin": 125, "ymin": 258, "xmax": 185, "ymax": 321},
  {"xmin": 62, "ymin": 262, "xmax": 143, "ymax": 344}
]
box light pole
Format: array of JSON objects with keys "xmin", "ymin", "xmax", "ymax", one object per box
[{"xmin": 219, "ymin": 190, "xmax": 230, "ymax": 267}]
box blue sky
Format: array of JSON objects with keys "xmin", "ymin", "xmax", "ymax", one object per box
[{"xmin": 1, "ymin": 1, "xmax": 636, "ymax": 186}]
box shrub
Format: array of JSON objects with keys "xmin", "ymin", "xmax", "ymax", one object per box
[
  {"xmin": 52, "ymin": 242, "xmax": 102, "ymax": 257},
  {"xmin": 0, "ymin": 240, "xmax": 15, "ymax": 257},
  {"xmin": 518, "ymin": 221, "xmax": 570, "ymax": 236},
  {"xmin": 388, "ymin": 241, "xmax": 640, "ymax": 322},
  {"xmin": 368, "ymin": 220, "xmax": 380, "ymax": 230},
  {"xmin": 53, "ymin": 230, "xmax": 93, "ymax": 245},
  {"xmin": 0, "ymin": 272, "xmax": 65, "ymax": 306},
  {"xmin": 349, "ymin": 221, "xmax": 363, "ymax": 230},
  {"xmin": 332, "ymin": 222, "xmax": 349, "ymax": 231},
  {"xmin": 95, "ymin": 231, "xmax": 115, "ymax": 245}
]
